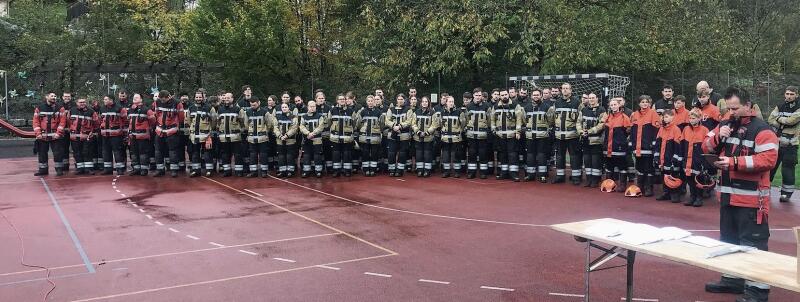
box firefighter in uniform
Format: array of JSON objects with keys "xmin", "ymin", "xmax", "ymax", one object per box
[
  {"xmin": 313, "ymin": 91, "xmax": 334, "ymax": 173},
  {"xmin": 548, "ymin": 83, "xmax": 582, "ymax": 184},
  {"xmin": 356, "ymin": 95, "xmax": 385, "ymax": 177},
  {"xmin": 177, "ymin": 93, "xmax": 191, "ymax": 173},
  {"xmin": 58, "ymin": 92, "xmax": 74, "ymax": 171},
  {"xmin": 152, "ymin": 90, "xmax": 185, "ymax": 177},
  {"xmin": 465, "ymin": 89, "xmax": 492, "ymax": 179},
  {"xmin": 127, "ymin": 94, "xmax": 156, "ymax": 176},
  {"xmin": 244, "ymin": 97, "xmax": 274, "ymax": 178},
  {"xmin": 680, "ymin": 108, "xmax": 711, "ymax": 206},
  {"xmin": 91, "ymin": 99, "xmax": 104, "ymax": 171},
  {"xmin": 521, "ymin": 89, "xmax": 554, "ymax": 182},
  {"xmin": 491, "ymin": 89, "xmax": 522, "ymax": 181},
  {"xmin": 767, "ymin": 86, "xmax": 799, "ymax": 202},
  {"xmin": 299, "ymin": 100, "xmax": 327, "ymax": 178},
  {"xmin": 576, "ymin": 92, "xmax": 605, "ymax": 187},
  {"xmin": 98, "ymin": 95, "xmax": 128, "ymax": 175},
  {"xmin": 385, "ymin": 94, "xmax": 412, "ymax": 177},
  {"xmin": 702, "ymin": 86, "xmax": 778, "ymax": 302},
  {"xmin": 630, "ymin": 95, "xmax": 661, "ymax": 196},
  {"xmin": 411, "ymin": 96, "xmax": 436, "ymax": 177},
  {"xmin": 187, "ymin": 89, "xmax": 217, "ymax": 177},
  {"xmin": 33, "ymin": 92, "xmax": 67, "ymax": 176},
  {"xmin": 328, "ymin": 94, "xmax": 358, "ymax": 177},
  {"xmin": 653, "ymin": 109, "xmax": 683, "ymax": 202},
  {"xmin": 437, "ymin": 95, "xmax": 466, "ymax": 178},
  {"xmin": 216, "ymin": 92, "xmax": 246, "ymax": 177},
  {"xmin": 603, "ymin": 97, "xmax": 632, "ymax": 192},
  {"xmin": 67, "ymin": 98, "xmax": 98, "ymax": 175},
  {"xmin": 273, "ymin": 103, "xmax": 299, "ymax": 177}
]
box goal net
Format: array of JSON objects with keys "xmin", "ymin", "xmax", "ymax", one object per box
[{"xmin": 509, "ymin": 73, "xmax": 630, "ymax": 104}]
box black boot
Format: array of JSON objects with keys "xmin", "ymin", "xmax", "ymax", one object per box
[
  {"xmin": 102, "ymin": 168, "xmax": 113, "ymax": 175},
  {"xmin": 684, "ymin": 192, "xmax": 696, "ymax": 206},
  {"xmin": 129, "ymin": 169, "xmax": 140, "ymax": 176},
  {"xmin": 615, "ymin": 173, "xmax": 627, "ymax": 193},
  {"xmin": 189, "ymin": 170, "xmax": 199, "ymax": 177},
  {"xmin": 692, "ymin": 197, "xmax": 704, "ymax": 207},
  {"xmin": 736, "ymin": 285, "xmax": 769, "ymax": 302},
  {"xmin": 344, "ymin": 170, "xmax": 352, "ymax": 177},
  {"xmin": 467, "ymin": 172, "xmax": 476, "ymax": 179},
  {"xmin": 670, "ymin": 191, "xmax": 682, "ymax": 203},
  {"xmin": 247, "ymin": 172, "xmax": 257, "ymax": 178},
  {"xmin": 479, "ymin": 171, "xmax": 487, "ymax": 179},
  {"xmin": 75, "ymin": 169, "xmax": 86, "ymax": 176},
  {"xmin": 656, "ymin": 189, "xmax": 671, "ymax": 201},
  {"xmin": 301, "ymin": 171, "xmax": 309, "ymax": 178},
  {"xmin": 417, "ymin": 170, "xmax": 423, "ymax": 177},
  {"xmin": 442, "ymin": 171, "xmax": 450, "ymax": 178},
  {"xmin": 315, "ymin": 171, "xmax": 323, "ymax": 178},
  {"xmin": 705, "ymin": 276, "xmax": 745, "ymax": 294},
  {"xmin": 511, "ymin": 173, "xmax": 520, "ymax": 182},
  {"xmin": 153, "ymin": 170, "xmax": 165, "ymax": 177},
  {"xmin": 140, "ymin": 169, "xmax": 148, "ymax": 176},
  {"xmin": 34, "ymin": 169, "xmax": 49, "ymax": 176},
  {"xmin": 552, "ymin": 176, "xmax": 565, "ymax": 184},
  {"xmin": 170, "ymin": 170, "xmax": 178, "ymax": 178},
  {"xmin": 55, "ymin": 168, "xmax": 64, "ymax": 176},
  {"xmin": 643, "ymin": 176, "xmax": 654, "ymax": 197}
]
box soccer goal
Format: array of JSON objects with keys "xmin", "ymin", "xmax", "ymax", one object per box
[{"xmin": 509, "ymin": 73, "xmax": 630, "ymax": 104}]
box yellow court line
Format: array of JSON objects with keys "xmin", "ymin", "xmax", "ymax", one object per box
[
  {"xmin": 69, "ymin": 253, "xmax": 396, "ymax": 302},
  {"xmin": 203, "ymin": 177, "xmax": 399, "ymax": 256},
  {"xmin": 0, "ymin": 233, "xmax": 340, "ymax": 277}
]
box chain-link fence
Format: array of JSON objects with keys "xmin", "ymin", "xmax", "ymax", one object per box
[
  {"xmin": 623, "ymin": 72, "xmax": 800, "ymax": 117},
  {"xmin": 1, "ymin": 63, "xmax": 227, "ymax": 121}
]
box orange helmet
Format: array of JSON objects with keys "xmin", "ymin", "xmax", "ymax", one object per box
[
  {"xmin": 624, "ymin": 185, "xmax": 642, "ymax": 197},
  {"xmin": 663, "ymin": 175, "xmax": 683, "ymax": 189},
  {"xmin": 695, "ymin": 172, "xmax": 716, "ymax": 189},
  {"xmin": 600, "ymin": 179, "xmax": 616, "ymax": 192}
]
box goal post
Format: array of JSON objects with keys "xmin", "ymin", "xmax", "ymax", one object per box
[{"xmin": 508, "ymin": 73, "xmax": 631, "ymax": 105}]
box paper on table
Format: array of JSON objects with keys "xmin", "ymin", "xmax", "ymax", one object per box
[
  {"xmin": 658, "ymin": 227, "xmax": 692, "ymax": 241},
  {"xmin": 585, "ymin": 221, "xmax": 623, "ymax": 238},
  {"xmin": 683, "ymin": 236, "xmax": 726, "ymax": 248},
  {"xmin": 614, "ymin": 224, "xmax": 665, "ymax": 245}
]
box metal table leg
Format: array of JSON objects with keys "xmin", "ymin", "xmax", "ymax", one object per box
[{"xmin": 625, "ymin": 250, "xmax": 636, "ymax": 302}]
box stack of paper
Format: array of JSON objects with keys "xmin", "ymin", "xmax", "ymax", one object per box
[{"xmin": 683, "ymin": 236, "xmax": 726, "ymax": 248}]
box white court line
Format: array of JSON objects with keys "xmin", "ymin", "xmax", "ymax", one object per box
[
  {"xmin": 209, "ymin": 242, "xmax": 225, "ymax": 248},
  {"xmin": 131, "ymin": 203, "xmax": 138, "ymax": 208},
  {"xmin": 155, "ymin": 221, "xmax": 164, "ymax": 226},
  {"xmin": 126, "ymin": 199, "xmax": 132, "ymax": 202},
  {"xmin": 145, "ymin": 215, "xmax": 152, "ymax": 220},
  {"xmin": 113, "ymin": 186, "xmax": 117, "ymax": 189},
  {"xmin": 272, "ymin": 258, "xmax": 296, "ymax": 263},
  {"xmin": 480, "ymin": 286, "xmax": 514, "ymax": 291},
  {"xmin": 419, "ymin": 279, "xmax": 450, "ymax": 285},
  {"xmin": 168, "ymin": 228, "xmax": 180, "ymax": 233},
  {"xmin": 549, "ymin": 292, "xmax": 584, "ymax": 297},
  {"xmin": 115, "ymin": 190, "xmax": 121, "ymax": 193},
  {"xmin": 239, "ymin": 250, "xmax": 257, "ymax": 256},
  {"xmin": 268, "ymin": 176, "xmax": 547, "ymax": 227},
  {"xmin": 120, "ymin": 194, "xmax": 126, "ymax": 197},
  {"xmin": 315, "ymin": 265, "xmax": 340, "ymax": 270},
  {"xmin": 242, "ymin": 189, "xmax": 263, "ymax": 197},
  {"xmin": 364, "ymin": 272, "xmax": 392, "ymax": 278},
  {"xmin": 186, "ymin": 235, "xmax": 200, "ymax": 240},
  {"xmin": 396, "ymin": 179, "xmax": 406, "ymax": 182},
  {"xmin": 138, "ymin": 209, "xmax": 145, "ymax": 213}
]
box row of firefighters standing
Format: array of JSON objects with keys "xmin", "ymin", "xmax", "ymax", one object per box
[
  {"xmin": 32, "ymin": 85, "xmax": 798, "ymax": 203},
  {"xmin": 31, "ymin": 83, "xmax": 792, "ymax": 302}
]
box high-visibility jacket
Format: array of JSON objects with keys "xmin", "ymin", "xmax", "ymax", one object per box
[
  {"xmin": 697, "ymin": 103, "xmax": 721, "ymax": 131},
  {"xmin": 300, "ymin": 111, "xmax": 326, "ymax": 145},
  {"xmin": 630, "ymin": 108, "xmax": 660, "ymax": 157},
  {"xmin": 548, "ymin": 95, "xmax": 581, "ymax": 140},
  {"xmin": 654, "ymin": 122, "xmax": 682, "ymax": 172},
  {"xmin": 464, "ymin": 101, "xmax": 491, "ymax": 139},
  {"xmin": 520, "ymin": 100, "xmax": 554, "ymax": 140},
  {"xmin": 127, "ymin": 105, "xmax": 156, "ymax": 140},
  {"xmin": 99, "ymin": 103, "xmax": 128, "ymax": 137},
  {"xmin": 491, "ymin": 102, "xmax": 521, "ymax": 139},
  {"xmin": 216, "ymin": 104, "xmax": 246, "ymax": 143},
  {"xmin": 153, "ymin": 99, "xmax": 184, "ymax": 137},
  {"xmin": 273, "ymin": 111, "xmax": 298, "ymax": 145},
  {"xmin": 187, "ymin": 102, "xmax": 216, "ymax": 144},
  {"xmin": 767, "ymin": 100, "xmax": 800, "ymax": 146},
  {"xmin": 385, "ymin": 105, "xmax": 412, "ymax": 141},
  {"xmin": 67, "ymin": 106, "xmax": 98, "ymax": 141},
  {"xmin": 577, "ymin": 105, "xmax": 606, "ymax": 145},
  {"xmin": 411, "ymin": 107, "xmax": 436, "ymax": 142},
  {"xmin": 244, "ymin": 107, "xmax": 274, "ymax": 144},
  {"xmin": 33, "ymin": 102, "xmax": 67, "ymax": 141},
  {"xmin": 604, "ymin": 111, "xmax": 631, "ymax": 157},
  {"xmin": 681, "ymin": 124, "xmax": 709, "ymax": 176},
  {"xmin": 436, "ymin": 107, "xmax": 466, "ymax": 143},
  {"xmin": 702, "ymin": 117, "xmax": 779, "ymax": 224},
  {"xmin": 356, "ymin": 106, "xmax": 385, "ymax": 145},
  {"xmin": 327, "ymin": 106, "xmax": 357, "ymax": 144}
]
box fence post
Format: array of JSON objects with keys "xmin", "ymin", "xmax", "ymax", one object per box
[{"xmin": 2, "ymin": 70, "xmax": 7, "ymax": 119}]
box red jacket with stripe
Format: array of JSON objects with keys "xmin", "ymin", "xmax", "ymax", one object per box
[
  {"xmin": 128, "ymin": 105, "xmax": 156, "ymax": 140},
  {"xmin": 630, "ymin": 108, "xmax": 660, "ymax": 157},
  {"xmin": 33, "ymin": 102, "xmax": 67, "ymax": 141},
  {"xmin": 654, "ymin": 122, "xmax": 682, "ymax": 172},
  {"xmin": 152, "ymin": 99, "xmax": 185, "ymax": 137},
  {"xmin": 702, "ymin": 117, "xmax": 779, "ymax": 224},
  {"xmin": 604, "ymin": 111, "xmax": 631, "ymax": 157},
  {"xmin": 67, "ymin": 106, "xmax": 98, "ymax": 141}
]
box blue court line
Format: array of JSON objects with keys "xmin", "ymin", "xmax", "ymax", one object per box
[{"xmin": 40, "ymin": 178, "xmax": 96, "ymax": 274}]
